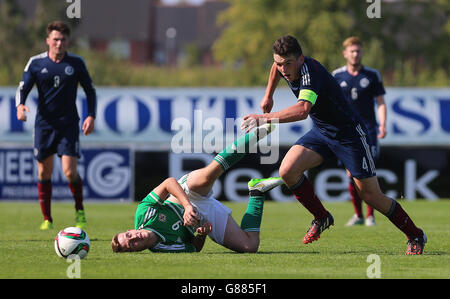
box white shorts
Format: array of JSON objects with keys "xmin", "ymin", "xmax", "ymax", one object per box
[{"xmin": 178, "ymin": 174, "xmax": 232, "ymax": 245}]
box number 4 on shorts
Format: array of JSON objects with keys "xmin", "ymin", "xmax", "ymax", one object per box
[{"xmin": 362, "ymin": 157, "xmax": 368, "ymax": 171}]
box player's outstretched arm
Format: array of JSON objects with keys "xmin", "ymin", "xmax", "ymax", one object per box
[
  {"xmin": 153, "ymin": 177, "xmax": 199, "ymax": 227},
  {"xmin": 260, "ymin": 62, "xmax": 281, "ymax": 113},
  {"xmin": 241, "ymin": 101, "xmax": 312, "ymax": 132}
]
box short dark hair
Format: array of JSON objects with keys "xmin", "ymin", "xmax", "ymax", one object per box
[
  {"xmin": 273, "ymin": 35, "xmax": 302, "ymax": 58},
  {"xmin": 46, "ymin": 21, "xmax": 71, "ymax": 37}
]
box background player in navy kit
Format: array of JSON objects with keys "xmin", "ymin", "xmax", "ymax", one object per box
[
  {"xmin": 242, "ymin": 35, "xmax": 426, "ymax": 255},
  {"xmin": 16, "ymin": 21, "xmax": 97, "ymax": 230},
  {"xmin": 332, "ymin": 37, "xmax": 387, "ymax": 226}
]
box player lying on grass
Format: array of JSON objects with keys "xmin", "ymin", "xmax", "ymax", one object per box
[{"xmin": 112, "ymin": 124, "xmax": 284, "ymax": 253}]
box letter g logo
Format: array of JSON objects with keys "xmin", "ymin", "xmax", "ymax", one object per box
[{"xmin": 86, "ymin": 152, "xmax": 130, "ymax": 197}]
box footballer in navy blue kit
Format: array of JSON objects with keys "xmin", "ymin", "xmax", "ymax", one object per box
[
  {"xmin": 16, "ymin": 21, "xmax": 96, "ymax": 231},
  {"xmin": 242, "ymin": 35, "xmax": 426, "ymax": 255},
  {"xmin": 332, "ymin": 66, "xmax": 386, "ymax": 146},
  {"xmin": 332, "ymin": 37, "xmax": 387, "ymax": 227}
]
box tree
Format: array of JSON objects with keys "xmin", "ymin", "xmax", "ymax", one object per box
[
  {"xmin": 0, "ymin": 0, "xmax": 32, "ymax": 83},
  {"xmin": 213, "ymin": 1, "xmax": 360, "ymax": 76},
  {"xmin": 213, "ymin": 0, "xmax": 449, "ymax": 86},
  {"xmin": 0, "ymin": 0, "xmax": 79, "ymax": 85}
]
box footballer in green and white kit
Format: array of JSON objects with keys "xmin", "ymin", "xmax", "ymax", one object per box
[
  {"xmin": 134, "ymin": 191, "xmax": 197, "ymax": 253},
  {"xmin": 112, "ymin": 124, "xmax": 284, "ymax": 254}
]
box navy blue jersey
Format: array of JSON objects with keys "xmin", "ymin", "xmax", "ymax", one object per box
[
  {"xmin": 281, "ymin": 57, "xmax": 363, "ymax": 138},
  {"xmin": 16, "ymin": 51, "xmax": 96, "ymax": 128},
  {"xmin": 332, "ymin": 65, "xmax": 385, "ymax": 132}
]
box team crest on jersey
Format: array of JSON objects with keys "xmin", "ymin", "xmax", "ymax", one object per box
[
  {"xmin": 65, "ymin": 66, "xmax": 74, "ymax": 76},
  {"xmin": 360, "ymin": 78, "xmax": 369, "ymax": 88},
  {"xmin": 158, "ymin": 214, "xmax": 167, "ymax": 222}
]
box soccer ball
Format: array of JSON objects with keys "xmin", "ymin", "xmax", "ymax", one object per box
[{"xmin": 54, "ymin": 227, "xmax": 90, "ymax": 259}]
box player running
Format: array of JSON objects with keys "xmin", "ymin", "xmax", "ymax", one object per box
[
  {"xmin": 16, "ymin": 21, "xmax": 97, "ymax": 230},
  {"xmin": 241, "ymin": 35, "xmax": 426, "ymax": 255},
  {"xmin": 332, "ymin": 36, "xmax": 387, "ymax": 226},
  {"xmin": 112, "ymin": 124, "xmax": 284, "ymax": 253}
]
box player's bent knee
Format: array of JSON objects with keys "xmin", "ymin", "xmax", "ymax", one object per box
[
  {"xmin": 242, "ymin": 248, "xmax": 258, "ymax": 253},
  {"xmin": 246, "ymin": 244, "xmax": 259, "ymax": 253},
  {"xmin": 359, "ymin": 190, "xmax": 386, "ymax": 211},
  {"xmin": 237, "ymin": 242, "xmax": 259, "ymax": 253},
  {"xmin": 359, "ymin": 188, "xmax": 376, "ymax": 202},
  {"xmin": 223, "ymin": 231, "xmax": 259, "ymax": 253},
  {"xmin": 189, "ymin": 176, "xmax": 211, "ymax": 192},
  {"xmin": 240, "ymin": 235, "xmax": 260, "ymax": 253},
  {"xmin": 64, "ymin": 170, "xmax": 78, "ymax": 182},
  {"xmin": 278, "ymin": 165, "xmax": 289, "ymax": 181},
  {"xmin": 38, "ymin": 172, "xmax": 52, "ymax": 181},
  {"xmin": 359, "ymin": 194, "xmax": 375, "ymax": 206},
  {"xmin": 279, "ymin": 164, "xmax": 295, "ymax": 182},
  {"xmin": 279, "ymin": 166, "xmax": 304, "ymax": 187}
]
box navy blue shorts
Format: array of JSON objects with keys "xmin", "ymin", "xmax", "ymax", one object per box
[
  {"xmin": 296, "ymin": 124, "xmax": 376, "ymax": 179},
  {"xmin": 337, "ymin": 126, "xmax": 379, "ymax": 170},
  {"xmin": 33, "ymin": 123, "xmax": 81, "ymax": 161},
  {"xmin": 365, "ymin": 127, "xmax": 380, "ymax": 161}
]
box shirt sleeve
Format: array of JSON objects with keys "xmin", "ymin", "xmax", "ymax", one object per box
[
  {"xmin": 77, "ymin": 58, "xmax": 97, "ymax": 118},
  {"xmin": 150, "ymin": 241, "xmax": 196, "ymax": 253},
  {"xmin": 372, "ymin": 70, "xmax": 386, "ymax": 97},
  {"xmin": 15, "ymin": 59, "xmax": 36, "ymax": 107},
  {"xmin": 298, "ymin": 63, "xmax": 319, "ymax": 106},
  {"xmin": 148, "ymin": 191, "xmax": 164, "ymax": 204}
]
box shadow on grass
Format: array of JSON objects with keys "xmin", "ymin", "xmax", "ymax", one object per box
[
  {"xmin": 204, "ymin": 250, "xmax": 320, "ymax": 255},
  {"xmin": 203, "ymin": 249, "xmax": 448, "ymax": 255}
]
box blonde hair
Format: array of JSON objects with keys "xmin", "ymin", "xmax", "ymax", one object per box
[
  {"xmin": 343, "ymin": 36, "xmax": 362, "ymax": 49},
  {"xmin": 111, "ymin": 234, "xmax": 122, "ymax": 252}
]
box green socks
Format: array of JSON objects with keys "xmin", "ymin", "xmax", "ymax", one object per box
[
  {"xmin": 213, "ymin": 130, "xmax": 259, "ymax": 171},
  {"xmin": 240, "ymin": 191, "xmax": 265, "ymax": 232}
]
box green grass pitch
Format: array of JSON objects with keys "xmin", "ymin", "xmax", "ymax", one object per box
[{"xmin": 1, "ymin": 200, "xmax": 449, "ymax": 279}]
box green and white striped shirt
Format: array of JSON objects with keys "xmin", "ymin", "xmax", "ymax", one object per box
[{"xmin": 134, "ymin": 191, "xmax": 196, "ymax": 253}]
